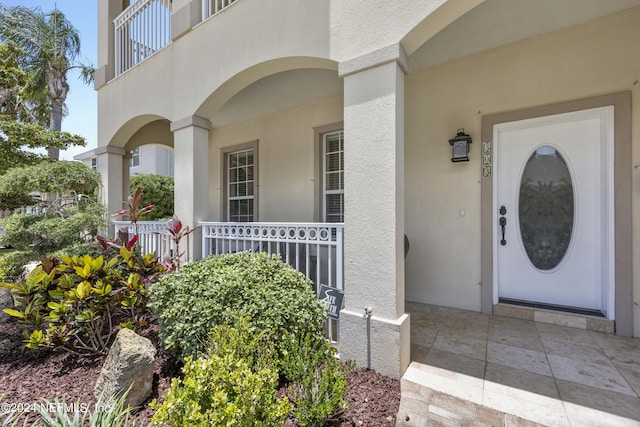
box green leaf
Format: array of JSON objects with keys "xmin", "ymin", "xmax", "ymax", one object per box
[
  {"xmin": 25, "ymin": 329, "xmax": 44, "ymax": 349},
  {"xmin": 74, "ymin": 281, "xmax": 91, "ymax": 299},
  {"xmin": 46, "ymin": 301, "xmax": 65, "ymax": 311},
  {"xmin": 48, "ymin": 289, "xmax": 64, "ymax": 300},
  {"xmin": 91, "ymin": 255, "xmax": 104, "ymax": 270},
  {"xmin": 3, "ymin": 308, "xmax": 25, "ymax": 319},
  {"xmin": 106, "ymin": 256, "xmax": 119, "ymax": 269}
]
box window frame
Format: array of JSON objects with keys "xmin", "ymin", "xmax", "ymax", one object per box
[
  {"xmin": 130, "ymin": 147, "xmax": 140, "ymax": 167},
  {"xmin": 314, "ymin": 124, "xmax": 344, "ymax": 223},
  {"xmin": 221, "ymin": 140, "xmax": 258, "ymax": 222}
]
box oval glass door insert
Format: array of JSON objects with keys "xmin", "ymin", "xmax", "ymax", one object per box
[{"xmin": 518, "ymin": 146, "xmax": 574, "ymax": 270}]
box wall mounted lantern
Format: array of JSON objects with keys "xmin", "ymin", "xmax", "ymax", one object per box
[{"xmin": 448, "ymin": 128, "xmax": 472, "ymax": 162}]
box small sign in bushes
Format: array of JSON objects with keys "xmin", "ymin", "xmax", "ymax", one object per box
[{"xmin": 319, "ymin": 285, "xmax": 344, "ymax": 320}]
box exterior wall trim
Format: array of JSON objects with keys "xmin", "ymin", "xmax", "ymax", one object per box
[
  {"xmin": 338, "ymin": 43, "xmax": 408, "ymax": 78},
  {"xmin": 480, "ymin": 91, "xmax": 632, "ymax": 336},
  {"xmin": 94, "ymin": 65, "xmax": 111, "ymax": 90},
  {"xmin": 171, "ymin": 1, "xmax": 201, "ymax": 41},
  {"xmin": 170, "ymin": 115, "xmax": 213, "ymax": 132},
  {"xmin": 95, "ymin": 146, "xmax": 126, "ymax": 156}
]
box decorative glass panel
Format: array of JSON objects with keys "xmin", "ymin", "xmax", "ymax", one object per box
[{"xmin": 519, "ymin": 146, "xmax": 574, "ymax": 270}]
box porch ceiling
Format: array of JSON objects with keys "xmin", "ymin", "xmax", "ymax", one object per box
[
  {"xmin": 408, "ymin": 0, "xmax": 640, "ymax": 72},
  {"xmin": 211, "ymin": 68, "xmax": 342, "ymax": 127}
]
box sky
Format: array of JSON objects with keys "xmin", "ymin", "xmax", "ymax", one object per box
[{"xmin": 3, "ymin": 0, "xmax": 98, "ymax": 161}]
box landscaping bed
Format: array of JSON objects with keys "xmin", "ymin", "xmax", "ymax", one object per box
[{"xmin": 0, "ymin": 320, "xmax": 400, "ymax": 426}]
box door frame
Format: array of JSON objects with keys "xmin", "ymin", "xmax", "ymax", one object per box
[{"xmin": 480, "ymin": 92, "xmax": 632, "ymax": 336}]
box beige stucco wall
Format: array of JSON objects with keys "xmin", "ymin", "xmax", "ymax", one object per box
[
  {"xmin": 98, "ymin": 0, "xmax": 333, "ymax": 147},
  {"xmin": 329, "ymin": 0, "xmax": 447, "ymax": 61},
  {"xmin": 207, "ymin": 94, "xmax": 343, "ymax": 222},
  {"xmin": 98, "ymin": 0, "xmax": 640, "ymax": 339},
  {"xmin": 405, "ymin": 7, "xmax": 640, "ymax": 335}
]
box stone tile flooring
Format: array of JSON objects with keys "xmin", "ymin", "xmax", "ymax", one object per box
[{"xmin": 400, "ymin": 302, "xmax": 640, "ymax": 426}]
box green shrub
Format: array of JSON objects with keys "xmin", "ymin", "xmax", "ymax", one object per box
[
  {"xmin": 0, "ymin": 213, "xmax": 41, "ymax": 249},
  {"xmin": 28, "ymin": 209, "xmax": 105, "ymax": 255},
  {"xmin": 285, "ymin": 334, "xmax": 350, "ymax": 426},
  {"xmin": 0, "ymin": 202, "xmax": 106, "ymax": 255},
  {"xmin": 1, "ymin": 247, "xmax": 165, "ymax": 355},
  {"xmin": 0, "ymin": 161, "xmax": 102, "ymax": 211},
  {"xmin": 150, "ymin": 251, "xmax": 327, "ymax": 363},
  {"xmin": 0, "ymin": 249, "xmax": 38, "ymax": 282},
  {"xmin": 150, "ymin": 321, "xmax": 291, "ymax": 427},
  {"xmin": 54, "ymin": 242, "xmax": 103, "ymax": 259},
  {"xmin": 130, "ymin": 174, "xmax": 174, "ymax": 220}
]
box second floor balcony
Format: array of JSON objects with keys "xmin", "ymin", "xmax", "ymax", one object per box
[{"xmin": 114, "ymin": 0, "xmax": 236, "ymax": 76}]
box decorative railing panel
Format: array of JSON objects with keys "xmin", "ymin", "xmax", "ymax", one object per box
[
  {"xmin": 201, "ymin": 221, "xmax": 344, "ymax": 344},
  {"xmin": 114, "ymin": 0, "xmax": 172, "ymax": 76},
  {"xmin": 202, "ymin": 0, "xmax": 236, "ymax": 20},
  {"xmin": 112, "ymin": 220, "xmax": 344, "ymax": 345},
  {"xmin": 113, "ymin": 221, "xmax": 173, "ymax": 260}
]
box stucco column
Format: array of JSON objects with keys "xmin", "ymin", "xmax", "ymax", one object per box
[
  {"xmin": 338, "ymin": 44, "xmax": 410, "ymax": 379},
  {"xmin": 170, "ymin": 116, "xmax": 211, "ymax": 262},
  {"xmin": 95, "ymin": 146, "xmax": 127, "ymax": 236}
]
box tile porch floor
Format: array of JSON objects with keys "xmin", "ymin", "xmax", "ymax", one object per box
[{"xmin": 399, "ymin": 301, "xmax": 640, "ymax": 426}]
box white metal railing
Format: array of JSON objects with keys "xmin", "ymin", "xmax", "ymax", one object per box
[
  {"xmin": 114, "ymin": 0, "xmax": 172, "ymax": 76},
  {"xmin": 201, "ymin": 221, "xmax": 344, "ymax": 344},
  {"xmin": 202, "ymin": 0, "xmax": 236, "ymax": 20},
  {"xmin": 113, "ymin": 221, "xmax": 173, "ymax": 260}
]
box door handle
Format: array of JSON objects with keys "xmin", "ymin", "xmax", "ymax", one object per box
[{"xmin": 499, "ymin": 206, "xmax": 507, "ymax": 246}]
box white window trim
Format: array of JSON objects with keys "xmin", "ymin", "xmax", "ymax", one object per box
[
  {"xmin": 221, "ymin": 140, "xmax": 259, "ymax": 222},
  {"xmin": 322, "ymin": 130, "xmax": 344, "ymax": 223},
  {"xmin": 227, "ymin": 149, "xmax": 254, "ymax": 222}
]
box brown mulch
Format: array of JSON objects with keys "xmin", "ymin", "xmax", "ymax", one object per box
[{"xmin": 0, "ymin": 320, "xmax": 400, "ymax": 426}]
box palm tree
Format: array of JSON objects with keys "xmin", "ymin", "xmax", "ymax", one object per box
[{"xmin": 0, "ymin": 5, "xmax": 93, "ymax": 160}]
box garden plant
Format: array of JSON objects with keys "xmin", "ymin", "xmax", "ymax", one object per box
[
  {"xmin": 0, "ymin": 187, "xmax": 163, "ymax": 355},
  {"xmin": 1, "ymin": 185, "xmax": 352, "ymax": 425},
  {"xmin": 150, "ymin": 251, "xmax": 350, "ymax": 426}
]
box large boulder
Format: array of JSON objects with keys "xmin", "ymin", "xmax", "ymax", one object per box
[
  {"xmin": 0, "ymin": 286, "xmax": 12, "ymax": 323},
  {"xmin": 94, "ymin": 328, "xmax": 156, "ymax": 408}
]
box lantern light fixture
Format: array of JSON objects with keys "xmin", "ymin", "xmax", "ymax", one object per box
[{"xmin": 448, "ymin": 128, "xmax": 472, "ymax": 162}]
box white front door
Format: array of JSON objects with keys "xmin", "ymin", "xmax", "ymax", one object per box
[{"xmin": 494, "ymin": 107, "xmax": 614, "ymax": 314}]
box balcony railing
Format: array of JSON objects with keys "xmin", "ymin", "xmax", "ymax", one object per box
[
  {"xmin": 113, "ymin": 220, "xmax": 174, "ymax": 260},
  {"xmin": 202, "ymin": 0, "xmax": 236, "ymax": 20},
  {"xmin": 111, "ymin": 220, "xmax": 344, "ymax": 345},
  {"xmin": 114, "ymin": 0, "xmax": 172, "ymax": 76},
  {"xmin": 201, "ymin": 221, "xmax": 344, "ymax": 344}
]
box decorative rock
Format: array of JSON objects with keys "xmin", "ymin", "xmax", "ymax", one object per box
[
  {"xmin": 94, "ymin": 328, "xmax": 156, "ymax": 408},
  {"xmin": 0, "ymin": 286, "xmax": 13, "ymax": 323}
]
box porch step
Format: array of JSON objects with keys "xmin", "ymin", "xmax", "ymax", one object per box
[
  {"xmin": 396, "ymin": 362, "xmax": 637, "ymax": 427},
  {"xmin": 493, "ymin": 303, "xmax": 615, "ymax": 334}
]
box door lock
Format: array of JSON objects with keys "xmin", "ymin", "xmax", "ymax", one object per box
[{"xmin": 499, "ymin": 206, "xmax": 507, "ymax": 246}]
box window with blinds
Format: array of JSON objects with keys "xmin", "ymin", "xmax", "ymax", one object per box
[
  {"xmin": 227, "ymin": 149, "xmax": 254, "ymax": 222},
  {"xmin": 323, "ymin": 131, "xmax": 344, "ymax": 223}
]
